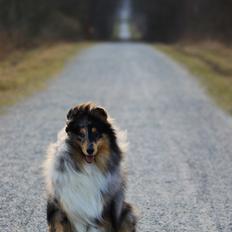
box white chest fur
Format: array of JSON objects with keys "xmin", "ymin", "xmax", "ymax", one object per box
[{"xmin": 55, "ymin": 162, "xmax": 107, "ymax": 231}]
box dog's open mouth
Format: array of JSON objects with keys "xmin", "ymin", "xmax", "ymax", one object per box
[{"xmin": 84, "ymin": 155, "xmax": 95, "ymax": 163}]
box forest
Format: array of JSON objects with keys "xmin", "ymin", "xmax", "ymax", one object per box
[
  {"xmin": 0, "ymin": 0, "xmax": 231, "ymax": 44},
  {"xmin": 0, "ymin": 0, "xmax": 117, "ymax": 45},
  {"xmin": 134, "ymin": 0, "xmax": 232, "ymax": 42}
]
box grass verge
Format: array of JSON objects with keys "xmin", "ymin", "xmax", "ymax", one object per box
[
  {"xmin": 0, "ymin": 42, "xmax": 90, "ymax": 110},
  {"xmin": 156, "ymin": 42, "xmax": 232, "ymax": 114}
]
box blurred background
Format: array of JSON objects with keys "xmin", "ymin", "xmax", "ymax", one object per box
[
  {"xmin": 1, "ymin": 2, "xmax": 232, "ymax": 230},
  {"xmin": 1, "ymin": 0, "xmax": 232, "ymax": 44},
  {"xmin": 0, "ymin": 0, "xmax": 232, "ymax": 113}
]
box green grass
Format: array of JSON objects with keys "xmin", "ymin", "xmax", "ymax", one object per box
[
  {"xmin": 0, "ymin": 42, "xmax": 90, "ymax": 110},
  {"xmin": 156, "ymin": 42, "xmax": 232, "ymax": 114}
]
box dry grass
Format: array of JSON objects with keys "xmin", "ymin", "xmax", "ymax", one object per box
[
  {"xmin": 157, "ymin": 42, "xmax": 232, "ymax": 114},
  {"xmin": 0, "ymin": 42, "xmax": 90, "ymax": 110}
]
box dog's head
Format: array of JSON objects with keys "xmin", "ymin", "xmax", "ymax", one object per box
[{"xmin": 65, "ymin": 103, "xmax": 115, "ymax": 164}]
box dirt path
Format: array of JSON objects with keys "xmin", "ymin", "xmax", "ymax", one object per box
[{"xmin": 1, "ymin": 43, "xmax": 232, "ymax": 232}]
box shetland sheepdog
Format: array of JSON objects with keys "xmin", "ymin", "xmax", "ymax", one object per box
[{"xmin": 43, "ymin": 103, "xmax": 137, "ymax": 232}]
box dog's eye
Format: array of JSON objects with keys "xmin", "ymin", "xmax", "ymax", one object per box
[
  {"xmin": 94, "ymin": 131, "xmax": 101, "ymax": 139},
  {"xmin": 78, "ymin": 133, "xmax": 85, "ymax": 139},
  {"xmin": 77, "ymin": 127, "xmax": 86, "ymax": 139}
]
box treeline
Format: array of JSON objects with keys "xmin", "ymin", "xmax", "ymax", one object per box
[
  {"xmin": 0, "ymin": 0, "xmax": 231, "ymax": 44},
  {"xmin": 133, "ymin": 0, "xmax": 232, "ymax": 42},
  {"xmin": 0, "ymin": 0, "xmax": 118, "ymax": 45}
]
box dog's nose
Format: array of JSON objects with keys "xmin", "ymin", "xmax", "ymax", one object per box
[{"xmin": 87, "ymin": 144, "xmax": 94, "ymax": 155}]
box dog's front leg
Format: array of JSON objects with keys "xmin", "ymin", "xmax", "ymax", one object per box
[
  {"xmin": 117, "ymin": 202, "xmax": 137, "ymax": 232},
  {"xmin": 47, "ymin": 199, "xmax": 73, "ymax": 232}
]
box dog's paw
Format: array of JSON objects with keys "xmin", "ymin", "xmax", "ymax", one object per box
[{"xmin": 119, "ymin": 202, "xmax": 137, "ymax": 232}]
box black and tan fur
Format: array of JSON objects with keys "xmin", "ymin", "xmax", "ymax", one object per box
[{"xmin": 44, "ymin": 103, "xmax": 137, "ymax": 232}]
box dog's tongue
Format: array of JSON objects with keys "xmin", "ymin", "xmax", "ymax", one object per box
[{"xmin": 85, "ymin": 155, "xmax": 94, "ymax": 163}]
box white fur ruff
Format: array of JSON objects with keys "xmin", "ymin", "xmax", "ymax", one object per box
[{"xmin": 44, "ymin": 129, "xmax": 107, "ymax": 232}]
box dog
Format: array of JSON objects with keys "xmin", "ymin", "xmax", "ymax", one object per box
[{"xmin": 43, "ymin": 103, "xmax": 137, "ymax": 232}]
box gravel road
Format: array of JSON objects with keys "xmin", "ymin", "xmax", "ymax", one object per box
[{"xmin": 1, "ymin": 43, "xmax": 232, "ymax": 232}]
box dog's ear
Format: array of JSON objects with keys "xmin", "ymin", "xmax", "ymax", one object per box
[
  {"xmin": 66, "ymin": 108, "xmax": 76, "ymax": 133},
  {"xmin": 67, "ymin": 108, "xmax": 74, "ymax": 120},
  {"xmin": 93, "ymin": 107, "xmax": 108, "ymax": 121}
]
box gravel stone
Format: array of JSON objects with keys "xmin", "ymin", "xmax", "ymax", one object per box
[{"xmin": 1, "ymin": 43, "xmax": 232, "ymax": 232}]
